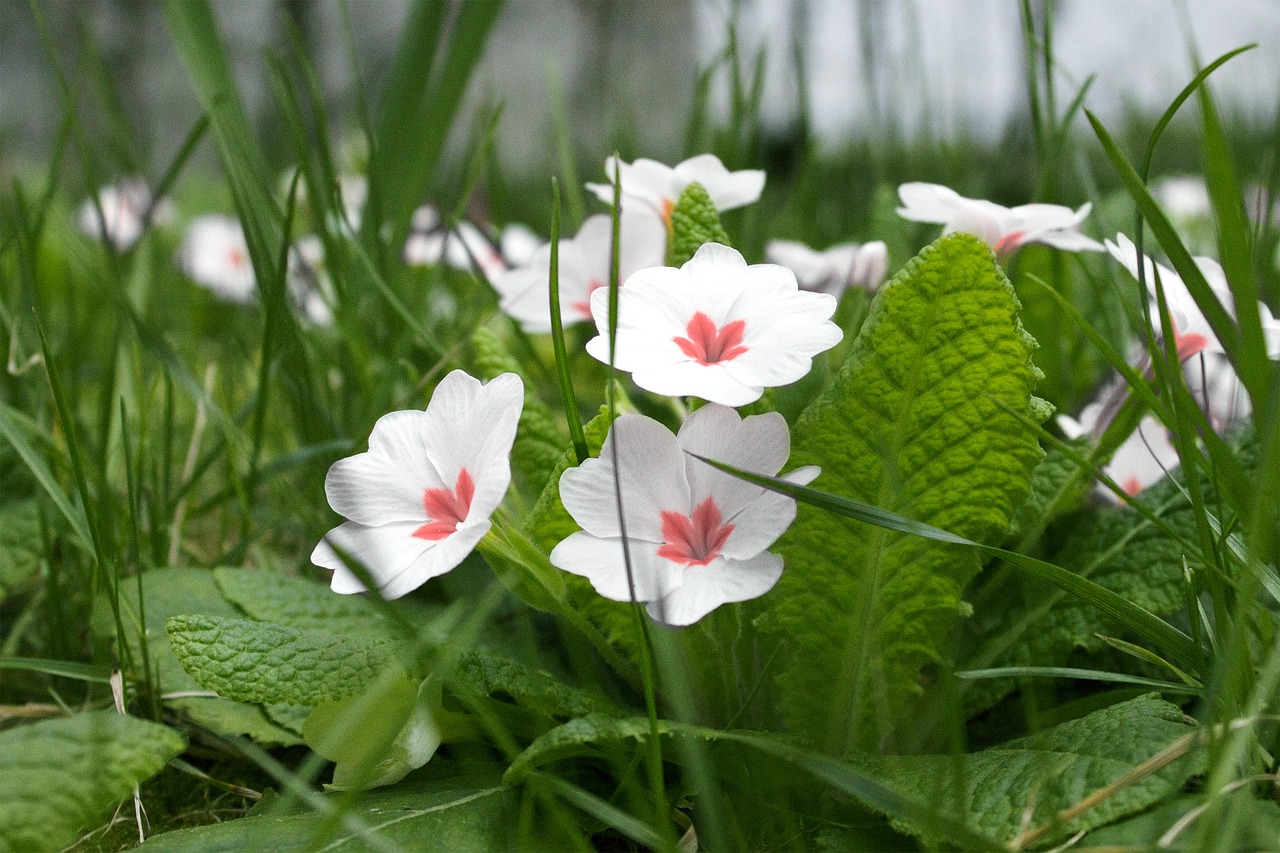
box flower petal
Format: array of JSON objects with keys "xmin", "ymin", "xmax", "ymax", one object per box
[
  {"xmin": 550, "ymin": 532, "xmax": 682, "ymax": 603},
  {"xmin": 896, "ymin": 182, "xmax": 966, "ymax": 223},
  {"xmin": 646, "ymin": 551, "xmax": 783, "ymax": 626}
]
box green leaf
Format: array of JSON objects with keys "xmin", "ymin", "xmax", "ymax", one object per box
[
  {"xmin": 136, "ymin": 772, "xmax": 529, "ymax": 851},
  {"xmin": 964, "ymin": 476, "xmax": 1200, "ymax": 712},
  {"xmin": 213, "ymin": 567, "xmax": 429, "ymax": 643},
  {"xmin": 455, "ymin": 651, "xmax": 613, "ymax": 719},
  {"xmin": 0, "ymin": 498, "xmax": 41, "ymax": 598},
  {"xmin": 1009, "ymin": 439, "xmax": 1092, "ymax": 540},
  {"xmin": 766, "ymin": 233, "xmax": 1044, "ymax": 752},
  {"xmin": 468, "ymin": 325, "xmax": 566, "ymax": 496},
  {"xmin": 667, "ymin": 181, "xmax": 732, "ymax": 266},
  {"xmin": 166, "ymin": 615, "xmax": 403, "ymax": 706},
  {"xmin": 0, "ymin": 711, "xmax": 185, "ymax": 853},
  {"xmin": 97, "ymin": 568, "xmax": 303, "ymax": 745},
  {"xmin": 855, "ymin": 694, "xmax": 1201, "ymax": 848},
  {"xmin": 1082, "ymin": 790, "xmax": 1280, "ymax": 850}
]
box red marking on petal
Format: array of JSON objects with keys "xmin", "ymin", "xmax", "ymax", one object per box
[
  {"xmin": 673, "ymin": 312, "xmax": 749, "ymax": 365},
  {"xmin": 994, "ymin": 230, "xmax": 1026, "ymax": 256},
  {"xmin": 228, "ymin": 247, "xmax": 247, "ymax": 268},
  {"xmin": 413, "ymin": 468, "xmax": 475, "ymax": 541},
  {"xmin": 1122, "ymin": 476, "xmax": 1143, "ymax": 496},
  {"xmin": 661, "ymin": 198, "xmax": 675, "ymax": 225},
  {"xmin": 656, "ymin": 497, "xmax": 735, "ymax": 566},
  {"xmin": 1176, "ymin": 332, "xmax": 1210, "ymax": 362},
  {"xmin": 571, "ymin": 279, "xmax": 607, "ymax": 318}
]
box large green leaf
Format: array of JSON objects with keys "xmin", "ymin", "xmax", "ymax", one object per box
[
  {"xmin": 0, "ymin": 711, "xmax": 185, "ymax": 853},
  {"xmin": 167, "ymin": 615, "xmax": 403, "ymax": 706},
  {"xmin": 856, "ymin": 694, "xmax": 1201, "ymax": 848},
  {"xmin": 767, "ymin": 233, "xmax": 1043, "ymax": 753},
  {"xmin": 98, "ymin": 568, "xmax": 302, "ymax": 745},
  {"xmin": 136, "ymin": 771, "xmax": 534, "ymax": 851}
]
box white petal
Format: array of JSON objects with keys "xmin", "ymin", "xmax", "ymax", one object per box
[
  {"xmin": 501, "ymin": 223, "xmax": 542, "ymax": 267},
  {"xmin": 324, "ymin": 411, "xmax": 445, "ymax": 527},
  {"xmin": 647, "ymin": 551, "xmax": 783, "ymax": 626},
  {"xmin": 765, "ymin": 239, "xmax": 828, "ymax": 288},
  {"xmin": 677, "ymin": 405, "xmax": 789, "ymax": 518},
  {"xmin": 896, "ymin": 182, "xmax": 966, "ymax": 223},
  {"xmin": 675, "ymin": 154, "xmax": 765, "ymax": 211},
  {"xmin": 315, "ymin": 516, "xmax": 489, "ymax": 599},
  {"xmin": 557, "ymin": 414, "xmax": 690, "ymax": 542},
  {"xmin": 718, "ymin": 465, "xmax": 818, "ymax": 560},
  {"xmin": 551, "ymin": 532, "xmax": 682, "ymax": 603},
  {"xmin": 633, "ymin": 359, "xmax": 763, "ymax": 406},
  {"xmin": 681, "ymin": 241, "xmax": 749, "ymax": 274}
]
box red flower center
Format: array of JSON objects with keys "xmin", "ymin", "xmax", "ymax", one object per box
[
  {"xmin": 657, "ymin": 497, "xmax": 735, "ymax": 566},
  {"xmin": 413, "ymin": 468, "xmax": 475, "ymax": 541},
  {"xmin": 674, "ymin": 312, "xmax": 748, "ymax": 365},
  {"xmin": 571, "ymin": 279, "xmax": 606, "ymax": 317},
  {"xmin": 1122, "ymin": 476, "xmax": 1143, "ymax": 496},
  {"xmin": 994, "ymin": 230, "xmax": 1026, "ymax": 256},
  {"xmin": 228, "ymin": 247, "xmax": 247, "ymax": 268},
  {"xmin": 1175, "ymin": 331, "xmax": 1209, "ymax": 362}
]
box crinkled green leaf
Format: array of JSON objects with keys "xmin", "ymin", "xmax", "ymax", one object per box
[
  {"xmin": 166, "ymin": 614, "xmax": 402, "ymax": 706},
  {"xmin": 0, "ymin": 498, "xmax": 41, "ymax": 598},
  {"xmin": 213, "ymin": 566, "xmax": 433, "ymax": 643},
  {"xmin": 504, "ymin": 714, "xmax": 675, "ymax": 784},
  {"xmin": 96, "ymin": 568, "xmax": 302, "ymax": 745},
  {"xmin": 455, "ymin": 650, "xmax": 614, "ymax": 719},
  {"xmin": 0, "ymin": 711, "xmax": 185, "ymax": 853},
  {"xmin": 1010, "ymin": 439, "xmax": 1092, "ymax": 539},
  {"xmin": 136, "ymin": 771, "xmax": 534, "ymax": 851},
  {"xmin": 469, "ymin": 324, "xmax": 565, "ymax": 495},
  {"xmin": 668, "ymin": 181, "xmax": 731, "ymax": 266},
  {"xmin": 768, "ymin": 233, "xmax": 1044, "ymax": 753},
  {"xmin": 965, "ymin": 475, "xmax": 1196, "ymax": 713},
  {"xmin": 855, "ymin": 694, "xmax": 1201, "ymax": 847}
]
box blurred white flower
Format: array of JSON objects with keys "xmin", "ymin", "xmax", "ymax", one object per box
[
  {"xmin": 77, "ymin": 178, "xmax": 173, "ymax": 251},
  {"xmin": 896, "ymin": 182, "xmax": 1102, "ymax": 256},
  {"xmin": 586, "ymin": 154, "xmax": 765, "ymax": 223},
  {"xmin": 492, "ymin": 209, "xmax": 665, "ymax": 333},
  {"xmin": 1152, "ymin": 175, "xmax": 1211, "ymax": 222},
  {"xmin": 586, "ymin": 243, "xmax": 842, "ymax": 406},
  {"xmin": 312, "ymin": 370, "xmax": 523, "ymax": 599},
  {"xmin": 499, "ymin": 223, "xmax": 542, "ymax": 268},
  {"xmin": 1058, "ymin": 401, "xmax": 1180, "ymax": 502},
  {"xmin": 402, "ymin": 205, "xmax": 505, "ymax": 280},
  {"xmin": 178, "ymin": 214, "xmax": 256, "ymax": 303},
  {"xmin": 551, "ymin": 404, "xmax": 817, "ymax": 626},
  {"xmin": 765, "ymin": 239, "xmax": 888, "ymax": 296}
]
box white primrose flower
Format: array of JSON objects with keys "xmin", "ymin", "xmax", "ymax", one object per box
[
  {"xmin": 585, "ymin": 243, "xmax": 842, "ymax": 407},
  {"xmin": 178, "ymin": 214, "xmax": 256, "ymax": 303},
  {"xmin": 402, "ymin": 204, "xmax": 506, "ymax": 280},
  {"xmin": 896, "ymin": 182, "xmax": 1103, "ymax": 256},
  {"xmin": 312, "ymin": 370, "xmax": 523, "ymax": 598},
  {"xmin": 586, "ymin": 154, "xmax": 765, "ymax": 223},
  {"xmin": 765, "ymin": 238, "xmax": 889, "ymax": 296},
  {"xmin": 1058, "ymin": 401, "xmax": 1180, "ymax": 502},
  {"xmin": 551, "ymin": 404, "xmax": 818, "ymax": 626},
  {"xmin": 77, "ymin": 178, "xmax": 174, "ymax": 251},
  {"xmin": 492, "ymin": 209, "xmax": 666, "ymax": 334},
  {"xmin": 500, "ymin": 222, "xmax": 542, "ymax": 268},
  {"xmin": 1106, "ymin": 233, "xmax": 1280, "ymax": 361},
  {"xmin": 1152, "ymin": 175, "xmax": 1211, "ymax": 223}
]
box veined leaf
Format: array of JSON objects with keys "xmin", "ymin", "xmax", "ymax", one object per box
[
  {"xmin": 96, "ymin": 568, "xmax": 303, "ymax": 746},
  {"xmin": 166, "ymin": 615, "xmax": 403, "ymax": 706},
  {"xmin": 856, "ymin": 694, "xmax": 1202, "ymax": 848},
  {"xmin": 766, "ymin": 233, "xmax": 1044, "ymax": 753},
  {"xmin": 668, "ymin": 181, "xmax": 731, "ymax": 266},
  {"xmin": 0, "ymin": 711, "xmax": 185, "ymax": 853},
  {"xmin": 454, "ymin": 651, "xmax": 614, "ymax": 719}
]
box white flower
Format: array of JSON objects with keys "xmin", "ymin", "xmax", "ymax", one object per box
[
  {"xmin": 1106, "ymin": 233, "xmax": 1280, "ymax": 361},
  {"xmin": 178, "ymin": 214, "xmax": 256, "ymax": 303},
  {"xmin": 1152, "ymin": 175, "xmax": 1211, "ymax": 222},
  {"xmin": 1058, "ymin": 401, "xmax": 1180, "ymax": 502},
  {"xmin": 402, "ymin": 205, "xmax": 505, "ymax": 280},
  {"xmin": 312, "ymin": 370, "xmax": 523, "ymax": 598},
  {"xmin": 765, "ymin": 239, "xmax": 888, "ymax": 296},
  {"xmin": 77, "ymin": 178, "xmax": 174, "ymax": 251},
  {"xmin": 492, "ymin": 209, "xmax": 665, "ymax": 333},
  {"xmin": 896, "ymin": 182, "xmax": 1103, "ymax": 256},
  {"xmin": 500, "ymin": 223, "xmax": 542, "ymax": 268},
  {"xmin": 586, "ymin": 154, "xmax": 765, "ymax": 223},
  {"xmin": 585, "ymin": 243, "xmax": 842, "ymax": 406},
  {"xmin": 287, "ymin": 235, "xmax": 334, "ymax": 327},
  {"xmin": 551, "ymin": 404, "xmax": 818, "ymax": 626}
]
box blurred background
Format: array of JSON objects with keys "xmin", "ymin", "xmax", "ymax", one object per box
[{"xmin": 2, "ymin": 0, "xmax": 1279, "ymax": 230}]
